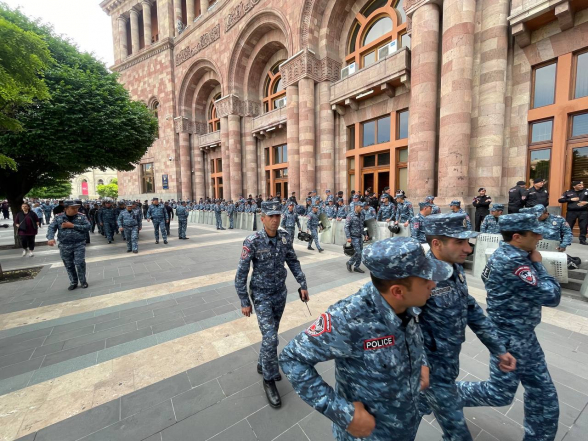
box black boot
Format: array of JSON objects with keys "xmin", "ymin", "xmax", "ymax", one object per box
[
  {"xmin": 68, "ymin": 284, "xmax": 78, "ymax": 291},
  {"xmin": 133, "ymin": 250, "xmax": 138, "ymax": 254},
  {"xmin": 307, "ymin": 246, "xmax": 315, "ymax": 250},
  {"xmin": 81, "ymin": 282, "xmax": 89, "ymax": 289},
  {"xmin": 262, "ymin": 379, "xmax": 281, "ymax": 408},
  {"xmin": 354, "ymin": 267, "xmax": 365, "ymax": 273},
  {"xmin": 257, "ymin": 364, "xmax": 281, "ymax": 381},
  {"xmin": 164, "ymin": 240, "xmax": 168, "ymax": 244},
  {"xmin": 346, "ymin": 262, "xmax": 352, "ymax": 273}
]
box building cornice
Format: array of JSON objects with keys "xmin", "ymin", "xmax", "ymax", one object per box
[
  {"xmin": 111, "ymin": 38, "xmax": 174, "ymax": 72},
  {"xmin": 405, "ymin": 0, "xmax": 443, "ymax": 18},
  {"xmin": 279, "ymin": 49, "xmax": 341, "ymax": 87}
]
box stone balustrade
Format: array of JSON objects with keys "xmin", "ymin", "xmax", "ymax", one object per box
[
  {"xmin": 198, "ymin": 130, "xmax": 220, "ymax": 149},
  {"xmin": 251, "ymin": 106, "xmax": 287, "ymax": 133}
]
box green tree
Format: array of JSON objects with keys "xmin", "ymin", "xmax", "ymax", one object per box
[
  {"xmin": 0, "ymin": 5, "xmax": 157, "ymax": 222},
  {"xmin": 97, "ymin": 178, "xmax": 119, "ymax": 199},
  {"xmin": 26, "ymin": 180, "xmax": 72, "ymax": 199}
]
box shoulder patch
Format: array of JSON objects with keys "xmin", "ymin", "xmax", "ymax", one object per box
[
  {"xmin": 305, "ymin": 313, "xmax": 332, "ymax": 337},
  {"xmin": 241, "ymin": 246, "xmax": 251, "ymax": 259},
  {"xmin": 481, "ymin": 264, "xmax": 491, "ymax": 281},
  {"xmin": 513, "ymin": 265, "xmax": 537, "ymax": 286}
]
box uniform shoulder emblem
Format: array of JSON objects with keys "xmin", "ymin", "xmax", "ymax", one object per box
[
  {"xmin": 364, "ymin": 335, "xmax": 395, "ymax": 350},
  {"xmin": 513, "ymin": 265, "xmax": 537, "ymax": 286},
  {"xmin": 305, "ymin": 313, "xmax": 332, "ymax": 337}
]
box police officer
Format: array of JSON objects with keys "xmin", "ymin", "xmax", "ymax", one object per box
[
  {"xmin": 307, "ymin": 204, "xmax": 324, "ymax": 252},
  {"xmin": 457, "ymin": 214, "xmax": 561, "ymax": 441},
  {"xmin": 420, "ymin": 213, "xmax": 515, "ymax": 441},
  {"xmin": 235, "ymin": 201, "xmax": 309, "ymax": 408},
  {"xmin": 395, "ymin": 192, "xmax": 414, "ymax": 227},
  {"xmin": 472, "ymin": 188, "xmax": 492, "ymax": 232},
  {"xmin": 164, "ymin": 201, "xmax": 174, "ymax": 236},
  {"xmin": 280, "ymin": 201, "xmax": 301, "ymax": 239},
  {"xmin": 528, "ymin": 204, "xmax": 572, "ymax": 252},
  {"xmin": 377, "ymin": 196, "xmax": 395, "ymax": 222},
  {"xmin": 449, "ymin": 200, "xmax": 472, "ymax": 230},
  {"xmin": 525, "ymin": 178, "xmax": 549, "ymax": 207},
  {"xmin": 480, "ymin": 204, "xmax": 504, "ymax": 234},
  {"xmin": 227, "ymin": 199, "xmax": 236, "ymax": 229},
  {"xmin": 98, "ymin": 199, "xmax": 117, "ymax": 244},
  {"xmin": 41, "ymin": 200, "xmax": 53, "ymax": 224},
  {"xmin": 362, "ymin": 202, "xmax": 376, "ymax": 220},
  {"xmin": 213, "ymin": 200, "xmax": 225, "ymax": 230},
  {"xmin": 280, "ymin": 237, "xmax": 453, "ymax": 441},
  {"xmin": 47, "ymin": 200, "xmax": 91, "ymax": 290},
  {"xmin": 410, "ymin": 201, "xmax": 432, "ymax": 244},
  {"xmin": 325, "ymin": 199, "xmax": 338, "ymax": 219},
  {"xmin": 118, "ymin": 201, "xmax": 141, "ymax": 253},
  {"xmin": 176, "ymin": 201, "xmax": 189, "ymax": 240},
  {"xmin": 424, "ymin": 196, "xmax": 439, "ymax": 214},
  {"xmin": 146, "ymin": 197, "xmax": 169, "ymax": 244},
  {"xmin": 345, "ymin": 201, "xmax": 367, "ymax": 273},
  {"xmin": 558, "ymin": 180, "xmax": 588, "ymax": 245},
  {"xmin": 336, "ymin": 198, "xmax": 347, "ymax": 221},
  {"xmin": 508, "ymin": 180, "xmax": 528, "ymax": 213}
]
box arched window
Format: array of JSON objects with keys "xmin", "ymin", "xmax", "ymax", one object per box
[
  {"xmin": 208, "ymin": 93, "xmax": 221, "ymax": 132},
  {"xmin": 346, "ymin": 0, "xmax": 408, "ymax": 69},
  {"xmin": 263, "ymin": 61, "xmax": 286, "ymax": 113},
  {"xmin": 97, "ymin": 179, "xmax": 104, "ymax": 186},
  {"xmin": 150, "ymin": 99, "xmax": 160, "ymax": 139}
]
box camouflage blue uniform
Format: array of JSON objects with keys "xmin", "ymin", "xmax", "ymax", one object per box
[
  {"xmin": 42, "ymin": 203, "xmax": 53, "ymax": 224},
  {"xmin": 235, "ymin": 201, "xmax": 307, "ymax": 381},
  {"xmin": 410, "ymin": 211, "xmax": 427, "ymax": 243},
  {"xmin": 480, "ymin": 215, "xmax": 500, "ymax": 234},
  {"xmin": 98, "ymin": 204, "xmax": 117, "ymax": 241},
  {"xmin": 325, "ymin": 203, "xmax": 338, "ymax": 219},
  {"xmin": 280, "ymin": 237, "xmax": 453, "ymax": 441},
  {"xmin": 175, "ymin": 205, "xmax": 189, "ymax": 239},
  {"xmin": 146, "ymin": 202, "xmax": 169, "ymax": 242},
  {"xmin": 117, "ymin": 208, "xmax": 141, "ymax": 252},
  {"xmin": 213, "ymin": 203, "xmax": 224, "ymax": 229},
  {"xmin": 227, "ymin": 202, "xmax": 235, "ymax": 229},
  {"xmin": 395, "ymin": 199, "xmax": 414, "ymax": 223},
  {"xmin": 336, "ymin": 203, "xmax": 348, "ymax": 219},
  {"xmin": 280, "ymin": 205, "xmax": 301, "ymax": 239},
  {"xmin": 47, "ymin": 208, "xmax": 91, "ymax": 286},
  {"xmin": 533, "ymin": 205, "xmax": 573, "ymax": 249},
  {"xmin": 457, "ymin": 214, "xmax": 561, "ymax": 441},
  {"xmin": 307, "ymin": 208, "xmax": 323, "ymax": 251},
  {"xmin": 345, "ymin": 204, "xmax": 365, "ymax": 269},
  {"xmin": 363, "ymin": 205, "xmax": 376, "ymax": 220},
  {"xmin": 377, "ymin": 201, "xmax": 395, "ymax": 221},
  {"xmin": 419, "ymin": 213, "xmax": 506, "ymax": 441}
]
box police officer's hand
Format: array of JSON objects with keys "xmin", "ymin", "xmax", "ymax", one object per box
[
  {"xmin": 403, "ymin": 222, "xmax": 409, "ymax": 227},
  {"xmin": 119, "ymin": 228, "xmax": 124, "ymax": 232},
  {"xmin": 241, "ymin": 306, "xmax": 252, "ymax": 317},
  {"xmin": 529, "ymin": 249, "xmax": 542, "ymax": 263},
  {"xmin": 100, "ymin": 222, "xmax": 104, "ymax": 226},
  {"xmin": 557, "ymin": 247, "xmax": 566, "ymax": 252},
  {"xmin": 62, "ymin": 221, "xmax": 74, "ymax": 229},
  {"xmin": 385, "ymin": 218, "xmax": 391, "ymax": 222},
  {"xmin": 47, "ymin": 240, "xmax": 56, "ymax": 246},
  {"xmin": 347, "ymin": 238, "xmax": 351, "ymax": 243},
  {"xmin": 571, "ymin": 197, "xmax": 580, "ymax": 202},
  {"xmin": 300, "ymin": 289, "xmax": 309, "ymax": 302},
  {"xmin": 420, "ymin": 365, "xmax": 430, "ymax": 390},
  {"xmin": 497, "ymin": 352, "xmax": 516, "ymax": 372},
  {"xmin": 146, "ymin": 219, "xmax": 151, "ymax": 222},
  {"xmin": 347, "ymin": 402, "xmax": 376, "ymax": 438},
  {"xmin": 166, "ymin": 220, "xmax": 169, "ymax": 223}
]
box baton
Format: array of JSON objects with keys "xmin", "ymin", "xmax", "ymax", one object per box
[{"xmin": 298, "ymin": 287, "xmax": 312, "ymax": 316}]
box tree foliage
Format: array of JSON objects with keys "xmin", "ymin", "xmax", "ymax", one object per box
[
  {"xmin": 0, "ymin": 4, "xmax": 158, "ymax": 218},
  {"xmin": 26, "ymin": 180, "xmax": 71, "ymax": 199},
  {"xmin": 97, "ymin": 178, "xmax": 119, "ymax": 199}
]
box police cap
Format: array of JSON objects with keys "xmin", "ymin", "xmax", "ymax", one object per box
[
  {"xmin": 419, "ymin": 201, "xmax": 432, "ymax": 209},
  {"xmin": 423, "ymin": 213, "xmax": 478, "ymax": 239},
  {"xmin": 491, "ymin": 203, "xmax": 505, "ymax": 212},
  {"xmin": 262, "ymin": 201, "xmax": 282, "ymax": 215},
  {"xmin": 63, "ymin": 200, "xmax": 81, "ymax": 207},
  {"xmin": 449, "ymin": 200, "xmax": 461, "ymax": 207},
  {"xmin": 498, "ymin": 213, "xmax": 543, "ymax": 234}
]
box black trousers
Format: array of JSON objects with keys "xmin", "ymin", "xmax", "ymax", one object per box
[
  {"xmin": 566, "ymin": 211, "xmax": 588, "ymax": 242},
  {"xmin": 508, "ymin": 206, "xmax": 522, "ymax": 214},
  {"xmin": 475, "ymin": 212, "xmax": 489, "ymax": 232},
  {"xmin": 21, "ymin": 235, "xmax": 35, "ymax": 250}
]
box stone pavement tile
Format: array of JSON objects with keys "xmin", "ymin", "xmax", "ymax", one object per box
[
  {"xmin": 41, "ymin": 340, "xmax": 105, "ymax": 367},
  {"xmin": 0, "ymin": 371, "xmax": 34, "ymax": 396},
  {"xmin": 81, "ymin": 399, "xmax": 176, "ymax": 441},
  {"xmin": 272, "ymin": 424, "xmax": 312, "ymax": 441},
  {"xmin": 186, "ymin": 346, "xmax": 258, "ymax": 388},
  {"xmin": 298, "ymin": 410, "xmax": 334, "ymax": 441},
  {"xmin": 545, "ymin": 350, "xmax": 587, "ymax": 380},
  {"xmin": 473, "ymin": 431, "xmax": 498, "ymax": 441},
  {"xmin": 151, "ymin": 317, "xmax": 186, "ymax": 334},
  {"xmin": 208, "ymin": 420, "xmax": 258, "ymax": 441},
  {"xmin": 33, "ymin": 399, "xmax": 120, "ymax": 441},
  {"xmin": 118, "ymin": 299, "xmax": 177, "ymax": 317},
  {"xmin": 143, "ymin": 433, "xmax": 162, "ymax": 441},
  {"xmin": 0, "ymin": 348, "xmax": 34, "ymax": 368},
  {"xmin": 0, "ymin": 328, "xmax": 51, "ymax": 348},
  {"xmin": 171, "ymin": 379, "xmax": 225, "ymax": 422},
  {"xmin": 154, "ymin": 322, "xmax": 202, "ymax": 344},
  {"xmin": 14, "ymin": 433, "xmax": 37, "ymax": 441},
  {"xmin": 463, "ymin": 407, "xmax": 523, "ymax": 440},
  {"xmin": 51, "ymin": 311, "xmax": 120, "ymax": 335},
  {"xmin": 160, "ymin": 383, "xmax": 267, "ymax": 441},
  {"xmin": 553, "ymin": 380, "xmax": 588, "ymax": 411},
  {"xmin": 0, "ymin": 300, "xmax": 44, "ymax": 314},
  {"xmin": 105, "ymin": 327, "xmax": 153, "ymax": 348},
  {"xmin": 29, "ymin": 352, "xmax": 97, "ymax": 386},
  {"xmin": 507, "ymin": 396, "xmax": 581, "ymax": 428},
  {"xmin": 213, "ymin": 304, "xmax": 237, "ymax": 315},
  {"xmin": 121, "ymin": 372, "xmax": 191, "ymax": 419},
  {"xmin": 181, "ymin": 299, "xmax": 229, "ymax": 316},
  {"xmin": 181, "ymin": 310, "xmax": 212, "ymax": 325},
  {"xmin": 61, "ymin": 322, "xmax": 137, "ymax": 351},
  {"xmin": 563, "ymin": 403, "xmax": 588, "ymax": 441},
  {"xmin": 0, "ymin": 357, "xmax": 43, "ymax": 381},
  {"xmin": 217, "ymin": 361, "xmax": 260, "ymax": 397},
  {"xmin": 96, "ymin": 335, "xmax": 158, "ymax": 364},
  {"xmin": 43, "ymin": 325, "xmax": 95, "ymax": 346},
  {"xmin": 96, "ymin": 310, "xmax": 153, "ymax": 332}
]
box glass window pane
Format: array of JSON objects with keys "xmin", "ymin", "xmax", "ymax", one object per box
[
  {"xmin": 363, "ymin": 121, "xmax": 376, "ymax": 147},
  {"xmin": 378, "ymin": 152, "xmax": 390, "ymax": 165},
  {"xmin": 348, "ymin": 157, "xmax": 355, "ymax": 170},
  {"xmin": 364, "ymin": 155, "xmax": 376, "ymax": 167},
  {"xmin": 377, "ymin": 116, "xmax": 391, "ymax": 143},
  {"xmin": 529, "ymin": 149, "xmax": 551, "ymax": 184},
  {"xmin": 533, "ymin": 63, "xmax": 556, "ymax": 108},
  {"xmin": 362, "ymin": 0, "xmax": 387, "ymax": 17},
  {"xmin": 576, "ymin": 53, "xmax": 588, "ymax": 99},
  {"xmin": 282, "ymin": 145, "xmax": 287, "ymax": 163},
  {"xmin": 273, "ymin": 78, "xmax": 284, "ymax": 93},
  {"xmin": 348, "ymin": 22, "xmax": 360, "ymax": 54},
  {"xmin": 398, "ymin": 110, "xmax": 409, "ymax": 139},
  {"xmin": 398, "ymin": 148, "xmax": 408, "ymax": 163},
  {"xmin": 395, "ymin": 0, "xmax": 406, "ymax": 24},
  {"xmin": 364, "ymin": 17, "xmax": 393, "ymax": 45},
  {"xmin": 364, "ymin": 50, "xmax": 376, "ymax": 67},
  {"xmin": 401, "ymin": 33, "xmax": 411, "ymax": 49},
  {"xmin": 398, "ymin": 167, "xmax": 407, "ymax": 191},
  {"xmin": 265, "ymin": 148, "xmax": 269, "ymax": 166},
  {"xmin": 572, "ymin": 113, "xmax": 588, "ymax": 137},
  {"xmin": 348, "ymin": 126, "xmax": 356, "ymax": 150},
  {"xmin": 348, "ymin": 173, "xmax": 355, "ymax": 194},
  {"xmin": 531, "ymin": 120, "xmax": 553, "ymax": 143},
  {"xmin": 572, "ymin": 147, "xmax": 588, "ymax": 183},
  {"xmin": 217, "ymin": 159, "xmax": 222, "ymax": 172}
]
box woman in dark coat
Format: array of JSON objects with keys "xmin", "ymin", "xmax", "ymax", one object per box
[{"xmin": 14, "ymin": 203, "xmax": 40, "ymax": 257}]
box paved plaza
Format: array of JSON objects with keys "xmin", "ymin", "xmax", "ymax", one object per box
[{"xmin": 0, "ymin": 222, "xmax": 587, "ymax": 441}]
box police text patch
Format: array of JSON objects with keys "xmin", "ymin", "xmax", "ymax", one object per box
[
  {"xmin": 306, "ymin": 313, "xmax": 332, "ymax": 337},
  {"xmin": 514, "ymin": 265, "xmax": 537, "ymax": 286},
  {"xmin": 364, "ymin": 335, "xmax": 395, "ymax": 350}
]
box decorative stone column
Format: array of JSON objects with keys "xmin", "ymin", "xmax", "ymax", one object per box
[
  {"xmin": 175, "ymin": 117, "xmax": 193, "ymax": 200},
  {"xmin": 186, "ymin": 0, "xmax": 195, "ymax": 24},
  {"xmin": 319, "ymin": 81, "xmax": 335, "ymax": 195},
  {"xmin": 286, "ymin": 85, "xmax": 300, "ymax": 199},
  {"xmin": 118, "ymin": 16, "xmax": 128, "ymax": 59},
  {"xmin": 174, "ymin": 0, "xmax": 183, "ymax": 35},
  {"xmin": 220, "ymin": 116, "xmax": 231, "ymax": 200},
  {"xmin": 142, "ymin": 1, "xmax": 152, "ymax": 46},
  {"xmin": 200, "ymin": 0, "xmax": 209, "ymax": 14},
  {"xmin": 299, "ymin": 78, "xmax": 315, "ymax": 198},
  {"xmin": 130, "ymin": 8, "xmax": 140, "ymax": 54},
  {"xmin": 243, "ymin": 115, "xmax": 258, "ymax": 196},
  {"xmin": 193, "ymin": 141, "xmax": 205, "ymax": 201},
  {"xmin": 228, "ymin": 114, "xmax": 243, "ymax": 201},
  {"xmin": 437, "ymin": 0, "xmax": 476, "ymax": 198},
  {"xmin": 407, "ymin": 2, "xmax": 440, "ymax": 198}
]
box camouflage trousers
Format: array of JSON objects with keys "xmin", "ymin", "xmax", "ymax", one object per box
[
  {"xmin": 103, "ymin": 221, "xmax": 116, "ymax": 241},
  {"xmin": 348, "ymin": 237, "xmax": 363, "ymax": 268},
  {"xmin": 252, "ymin": 288, "xmax": 287, "ymax": 381},
  {"xmin": 123, "ymin": 226, "xmax": 139, "ymax": 252},
  {"xmin": 229, "ymin": 213, "xmax": 234, "ymax": 228},
  {"xmin": 215, "ymin": 213, "xmax": 222, "ymax": 229},
  {"xmin": 307, "ymin": 228, "xmax": 322, "ymax": 250},
  {"xmin": 44, "ymin": 213, "xmax": 51, "ymax": 224},
  {"xmin": 152, "ymin": 219, "xmax": 167, "ymax": 241},
  {"xmin": 178, "ymin": 218, "xmax": 187, "ymax": 239},
  {"xmin": 59, "ymin": 242, "xmax": 87, "ymax": 285},
  {"xmin": 457, "ymin": 332, "xmax": 559, "ymax": 441},
  {"xmin": 285, "ymin": 227, "xmax": 295, "ymax": 241}
]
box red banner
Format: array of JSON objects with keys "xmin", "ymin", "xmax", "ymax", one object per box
[{"xmin": 81, "ymin": 181, "xmax": 88, "ymax": 195}]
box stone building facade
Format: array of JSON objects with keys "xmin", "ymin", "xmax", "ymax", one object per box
[
  {"xmin": 71, "ymin": 168, "xmax": 118, "ymax": 199},
  {"xmin": 101, "ymin": 0, "xmax": 588, "ymax": 209}
]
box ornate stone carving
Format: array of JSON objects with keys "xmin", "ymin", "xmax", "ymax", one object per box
[
  {"xmin": 175, "ymin": 24, "xmax": 221, "ymax": 66},
  {"xmin": 244, "ymin": 100, "xmax": 261, "ymax": 117},
  {"xmin": 174, "ymin": 116, "xmax": 192, "ymax": 133},
  {"xmin": 214, "ymin": 94, "xmax": 243, "ymax": 117},
  {"xmin": 113, "ymin": 38, "xmax": 173, "ymax": 72},
  {"xmin": 225, "ymin": 0, "xmax": 262, "ymax": 32},
  {"xmin": 280, "ymin": 50, "xmax": 342, "ymax": 87},
  {"xmin": 194, "ymin": 121, "xmax": 208, "ymax": 135}
]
